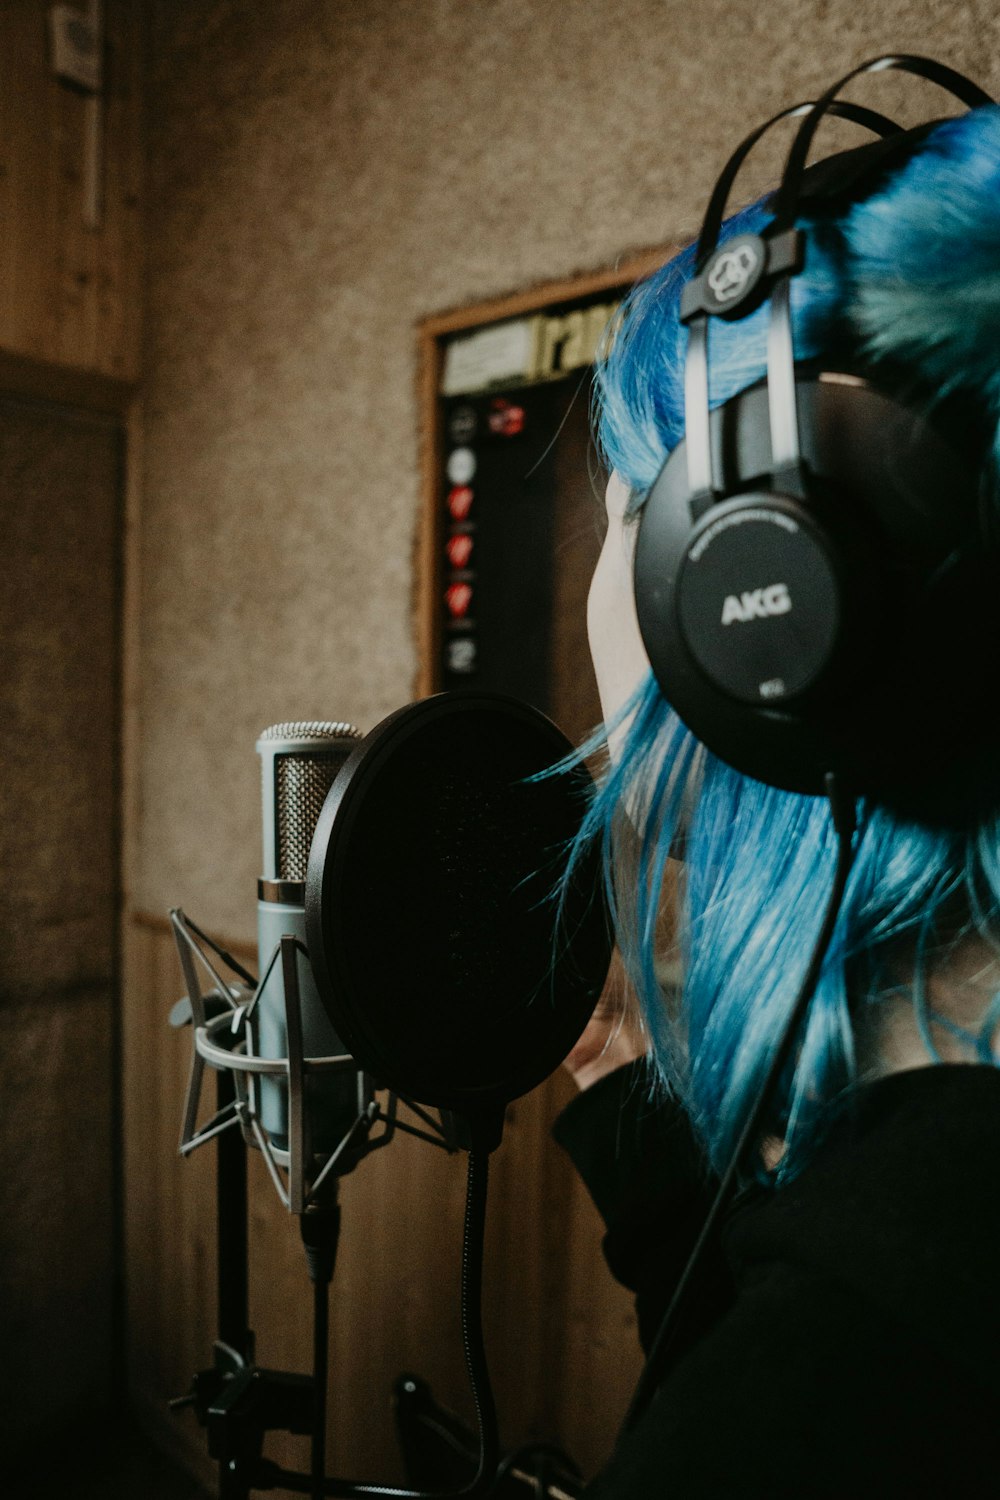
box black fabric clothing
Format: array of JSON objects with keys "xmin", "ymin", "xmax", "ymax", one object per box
[{"xmin": 553, "ymin": 1061, "xmax": 1000, "ymax": 1498}]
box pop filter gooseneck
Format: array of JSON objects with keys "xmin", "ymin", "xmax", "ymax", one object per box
[{"xmin": 300, "ymin": 691, "xmax": 613, "ymax": 1499}]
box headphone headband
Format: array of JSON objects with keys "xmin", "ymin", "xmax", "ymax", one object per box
[
  {"xmin": 681, "ymin": 98, "xmax": 906, "ymax": 509},
  {"xmin": 680, "ymin": 56, "xmax": 996, "ymax": 528},
  {"xmin": 693, "ymin": 99, "xmax": 902, "ymax": 273},
  {"xmin": 773, "ymin": 54, "xmax": 995, "ymax": 228}
]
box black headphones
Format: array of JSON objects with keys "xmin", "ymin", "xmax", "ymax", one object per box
[{"xmin": 633, "ymin": 56, "xmax": 999, "ymax": 819}]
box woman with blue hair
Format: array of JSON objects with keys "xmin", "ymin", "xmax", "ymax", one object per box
[{"xmin": 555, "ymin": 69, "xmax": 1000, "ymax": 1498}]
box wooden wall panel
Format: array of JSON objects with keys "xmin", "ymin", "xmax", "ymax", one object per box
[
  {"xmin": 0, "ymin": 0, "xmax": 142, "ymax": 386},
  {"xmin": 123, "ymin": 918, "xmax": 218, "ymax": 1483},
  {"xmin": 124, "ymin": 915, "xmax": 642, "ymax": 1485},
  {"xmin": 0, "ymin": 395, "xmax": 124, "ymax": 1450}
]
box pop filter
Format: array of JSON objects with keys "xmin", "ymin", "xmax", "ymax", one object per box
[{"xmin": 304, "ymin": 693, "xmax": 612, "ymax": 1131}]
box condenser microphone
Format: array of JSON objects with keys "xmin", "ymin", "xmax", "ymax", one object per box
[{"xmin": 254, "ymin": 721, "xmax": 364, "ymax": 1157}]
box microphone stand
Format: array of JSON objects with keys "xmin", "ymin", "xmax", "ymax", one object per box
[
  {"xmin": 216, "ymin": 1064, "xmax": 250, "ymax": 1368},
  {"xmin": 168, "ymin": 915, "xmax": 461, "ymax": 1499},
  {"xmin": 171, "ymin": 998, "xmax": 318, "ymax": 1500}
]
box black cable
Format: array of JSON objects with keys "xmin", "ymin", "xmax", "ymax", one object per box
[
  {"xmin": 456, "ymin": 1148, "xmax": 500, "ymax": 1494},
  {"xmin": 313, "ymin": 1272, "xmax": 330, "ymax": 1500},
  {"xmin": 622, "ymin": 772, "xmax": 858, "ymax": 1434},
  {"xmin": 302, "ymin": 1203, "xmax": 340, "ymax": 1500},
  {"xmin": 289, "ymin": 1147, "xmax": 498, "ymax": 1499}
]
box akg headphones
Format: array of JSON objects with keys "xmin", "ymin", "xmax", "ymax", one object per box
[{"xmin": 633, "ymin": 56, "xmax": 998, "ymax": 819}]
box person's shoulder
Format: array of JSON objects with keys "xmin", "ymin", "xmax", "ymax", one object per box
[
  {"xmin": 727, "ymin": 1062, "xmax": 1000, "ymax": 1395},
  {"xmin": 851, "ymin": 1058, "xmax": 1000, "ymax": 1130},
  {"xmin": 587, "ymin": 1066, "xmax": 1000, "ymax": 1500},
  {"xmin": 761, "ymin": 1061, "xmax": 1000, "ymax": 1209}
]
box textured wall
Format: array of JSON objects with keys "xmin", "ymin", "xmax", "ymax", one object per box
[{"xmin": 139, "ymin": 0, "xmax": 1000, "ymax": 937}]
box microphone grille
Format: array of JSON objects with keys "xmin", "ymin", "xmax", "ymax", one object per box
[
  {"xmin": 259, "ymin": 721, "xmax": 363, "ymax": 881},
  {"xmin": 259, "ymin": 721, "xmax": 362, "ymax": 742}
]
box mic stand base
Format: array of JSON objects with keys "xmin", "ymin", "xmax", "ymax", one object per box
[
  {"xmin": 209, "ymin": 1360, "xmax": 316, "ymax": 1499},
  {"xmin": 174, "ymin": 1340, "xmax": 318, "ymax": 1500}
]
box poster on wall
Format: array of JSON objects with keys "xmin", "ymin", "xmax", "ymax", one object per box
[{"xmin": 436, "ymin": 294, "xmax": 620, "ymax": 747}]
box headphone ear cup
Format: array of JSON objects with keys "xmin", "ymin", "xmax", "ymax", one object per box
[
  {"xmin": 672, "ymin": 495, "xmax": 844, "ymax": 706},
  {"xmin": 634, "ymin": 375, "xmax": 990, "ymax": 813},
  {"xmin": 635, "ymin": 452, "xmax": 844, "ymax": 796}
]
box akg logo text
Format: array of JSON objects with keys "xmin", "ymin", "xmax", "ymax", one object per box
[{"xmin": 721, "ymin": 584, "xmax": 792, "ymax": 625}]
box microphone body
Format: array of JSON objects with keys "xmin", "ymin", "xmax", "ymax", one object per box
[{"xmin": 254, "ymin": 722, "xmax": 363, "ymax": 1155}]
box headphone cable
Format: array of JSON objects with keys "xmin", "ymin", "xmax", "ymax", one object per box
[{"xmin": 621, "ymin": 771, "xmax": 858, "ymax": 1434}]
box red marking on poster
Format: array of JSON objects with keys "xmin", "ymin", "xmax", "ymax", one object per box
[
  {"xmin": 445, "ymin": 582, "xmax": 473, "ymax": 619},
  {"xmin": 447, "ymin": 485, "xmax": 474, "ymax": 520},
  {"xmin": 488, "ymin": 399, "xmax": 525, "ymax": 437},
  {"xmin": 446, "ymin": 534, "xmax": 474, "ymax": 569}
]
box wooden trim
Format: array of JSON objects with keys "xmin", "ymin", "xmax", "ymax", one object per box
[
  {"xmin": 413, "ymin": 245, "xmax": 673, "ymax": 701},
  {"xmin": 413, "ymin": 324, "xmax": 447, "ymax": 699},
  {"xmin": 0, "ymin": 347, "xmax": 136, "ymax": 415},
  {"xmin": 416, "ymin": 247, "xmax": 668, "ymax": 340},
  {"xmin": 120, "ymin": 396, "xmax": 143, "ymax": 912},
  {"xmin": 130, "ymin": 907, "xmax": 257, "ymax": 963}
]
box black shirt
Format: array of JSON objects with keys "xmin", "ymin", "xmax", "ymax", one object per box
[{"xmin": 553, "ymin": 1062, "xmax": 1000, "ymax": 1497}]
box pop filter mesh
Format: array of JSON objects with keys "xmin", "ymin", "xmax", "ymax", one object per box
[{"xmin": 305, "ymin": 695, "xmax": 612, "ymax": 1115}]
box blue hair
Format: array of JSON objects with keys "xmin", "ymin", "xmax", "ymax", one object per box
[{"xmin": 580, "ymin": 106, "xmax": 1000, "ymax": 1182}]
